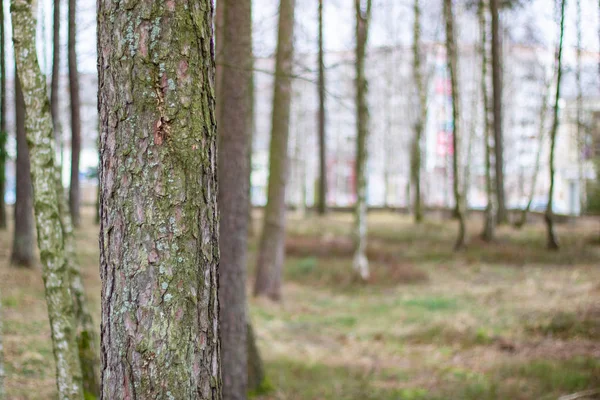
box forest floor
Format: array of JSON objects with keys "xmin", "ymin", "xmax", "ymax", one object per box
[{"xmin": 1, "ymin": 206, "xmax": 599, "ymax": 399}]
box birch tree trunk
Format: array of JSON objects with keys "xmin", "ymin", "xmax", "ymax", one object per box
[
  {"xmin": 11, "ymin": 72, "xmax": 35, "ymax": 267},
  {"xmin": 444, "ymin": 0, "xmax": 467, "ymax": 250},
  {"xmin": 490, "ymin": 0, "xmax": 507, "ymax": 224},
  {"xmin": 317, "ymin": 0, "xmax": 327, "ymax": 215},
  {"xmin": 545, "ymin": 0, "xmax": 566, "ymax": 250},
  {"xmin": 67, "ymin": 0, "xmax": 80, "ymax": 228},
  {"xmin": 217, "ymin": 0, "xmax": 254, "ymax": 398},
  {"xmin": 11, "ymin": 0, "xmax": 84, "ymax": 396},
  {"xmin": 412, "ymin": 0, "xmax": 426, "ymax": 224},
  {"xmin": 254, "ymin": 0, "xmax": 296, "ymax": 300},
  {"xmin": 98, "ymin": 0, "xmax": 221, "ymax": 396},
  {"xmin": 353, "ymin": 0, "xmax": 372, "ymax": 280},
  {"xmin": 0, "ymin": 0, "xmax": 6, "ymax": 230}
]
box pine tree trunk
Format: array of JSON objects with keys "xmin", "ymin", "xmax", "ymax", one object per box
[
  {"xmin": 11, "ymin": 0, "xmax": 84, "ymax": 396},
  {"xmin": 51, "ymin": 0, "xmax": 61, "ymax": 142},
  {"xmin": 97, "ymin": 0, "xmax": 221, "ymax": 397},
  {"xmin": 0, "ymin": 0, "xmax": 6, "ymax": 230},
  {"xmin": 317, "ymin": 0, "xmax": 327, "ymax": 215},
  {"xmin": 490, "ymin": 0, "xmax": 506, "ymax": 224},
  {"xmin": 412, "ymin": 0, "xmax": 426, "ymax": 224},
  {"xmin": 444, "ymin": 0, "xmax": 466, "ymax": 251},
  {"xmin": 353, "ymin": 0, "xmax": 372, "ymax": 280},
  {"xmin": 546, "ymin": 0, "xmax": 566, "ymax": 250},
  {"xmin": 254, "ymin": 0, "xmax": 296, "ymax": 301},
  {"xmin": 479, "ymin": 0, "xmax": 495, "ymax": 241},
  {"xmin": 68, "ymin": 0, "xmax": 80, "ymax": 228},
  {"xmin": 11, "ymin": 72, "xmax": 35, "ymax": 267},
  {"xmin": 217, "ymin": 0, "xmax": 254, "ymax": 398}
]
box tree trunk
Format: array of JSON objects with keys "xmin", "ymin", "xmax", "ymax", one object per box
[
  {"xmin": 412, "ymin": 0, "xmax": 426, "ymax": 224},
  {"xmin": 353, "ymin": 0, "xmax": 372, "ymax": 281},
  {"xmin": 11, "ymin": 72, "xmax": 35, "ymax": 267},
  {"xmin": 444, "ymin": 0, "xmax": 466, "ymax": 250},
  {"xmin": 479, "ymin": 0, "xmax": 495, "ymax": 241},
  {"xmin": 247, "ymin": 321, "xmax": 266, "ymax": 394},
  {"xmin": 51, "ymin": 0, "xmax": 61, "ymax": 142},
  {"xmin": 253, "ymin": 0, "xmax": 296, "ymax": 301},
  {"xmin": 97, "ymin": 0, "xmax": 221, "ymax": 397},
  {"xmin": 0, "ymin": 0, "xmax": 6, "ymax": 230},
  {"xmin": 217, "ymin": 0, "xmax": 254, "ymax": 398},
  {"xmin": 490, "ymin": 0, "xmax": 507, "ymax": 224},
  {"xmin": 545, "ymin": 0, "xmax": 566, "ymax": 250},
  {"xmin": 11, "ymin": 0, "xmax": 84, "ymax": 396},
  {"xmin": 317, "ymin": 0, "xmax": 327, "ymax": 215},
  {"xmin": 68, "ymin": 0, "xmax": 80, "ymax": 228}
]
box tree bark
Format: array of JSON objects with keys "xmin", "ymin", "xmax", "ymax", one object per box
[
  {"xmin": 545, "ymin": 0, "xmax": 566, "ymax": 250},
  {"xmin": 0, "ymin": 0, "xmax": 6, "ymax": 230},
  {"xmin": 253, "ymin": 0, "xmax": 296, "ymax": 301},
  {"xmin": 217, "ymin": 0, "xmax": 254, "ymax": 398},
  {"xmin": 97, "ymin": 0, "xmax": 221, "ymax": 397},
  {"xmin": 68, "ymin": 0, "xmax": 80, "ymax": 228},
  {"xmin": 11, "ymin": 0, "xmax": 84, "ymax": 396},
  {"xmin": 479, "ymin": 0, "xmax": 495, "ymax": 241},
  {"xmin": 51, "ymin": 0, "xmax": 61, "ymax": 142},
  {"xmin": 444, "ymin": 0, "xmax": 466, "ymax": 250},
  {"xmin": 317, "ymin": 0, "xmax": 327, "ymax": 215},
  {"xmin": 412, "ymin": 0, "xmax": 426, "ymax": 224},
  {"xmin": 490, "ymin": 0, "xmax": 507, "ymax": 224},
  {"xmin": 353, "ymin": 0, "xmax": 372, "ymax": 280},
  {"xmin": 11, "ymin": 71, "xmax": 35, "ymax": 267}
]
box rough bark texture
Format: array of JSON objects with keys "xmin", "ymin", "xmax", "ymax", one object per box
[
  {"xmin": 253, "ymin": 0, "xmax": 296, "ymax": 301},
  {"xmin": 51, "ymin": 0, "xmax": 61, "ymax": 141},
  {"xmin": 545, "ymin": 0, "xmax": 566, "ymax": 250},
  {"xmin": 97, "ymin": 0, "xmax": 221, "ymax": 397},
  {"xmin": 479, "ymin": 0, "xmax": 495, "ymax": 242},
  {"xmin": 68, "ymin": 0, "xmax": 81, "ymax": 228},
  {"xmin": 411, "ymin": 0, "xmax": 426, "ymax": 224},
  {"xmin": 11, "ymin": 0, "xmax": 84, "ymax": 396},
  {"xmin": 55, "ymin": 169, "xmax": 100, "ymax": 398},
  {"xmin": 0, "ymin": 0, "xmax": 6, "ymax": 230},
  {"xmin": 11, "ymin": 72, "xmax": 35, "ymax": 267},
  {"xmin": 490, "ymin": 0, "xmax": 506, "ymax": 224},
  {"xmin": 353, "ymin": 0, "xmax": 372, "ymax": 280},
  {"xmin": 444, "ymin": 0, "xmax": 466, "ymax": 251},
  {"xmin": 317, "ymin": 0, "xmax": 327, "ymax": 215},
  {"xmin": 217, "ymin": 0, "xmax": 253, "ymax": 398}
]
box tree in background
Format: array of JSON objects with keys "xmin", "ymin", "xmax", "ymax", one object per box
[
  {"xmin": 11, "ymin": 72, "xmax": 35, "ymax": 267},
  {"xmin": 479, "ymin": 0, "xmax": 495, "ymax": 241},
  {"xmin": 444, "ymin": 0, "xmax": 467, "ymax": 250},
  {"xmin": 0, "ymin": 0, "xmax": 6, "ymax": 230},
  {"xmin": 353, "ymin": 0, "xmax": 372, "ymax": 280},
  {"xmin": 490, "ymin": 0, "xmax": 507, "ymax": 224},
  {"xmin": 545, "ymin": 0, "xmax": 566, "ymax": 250},
  {"xmin": 11, "ymin": 0, "xmax": 84, "ymax": 395},
  {"xmin": 98, "ymin": 0, "xmax": 221, "ymax": 396},
  {"xmin": 411, "ymin": 0, "xmax": 427, "ymax": 224},
  {"xmin": 317, "ymin": 0, "xmax": 327, "ymax": 215},
  {"xmin": 254, "ymin": 0, "xmax": 296, "ymax": 300},
  {"xmin": 68, "ymin": 0, "xmax": 81, "ymax": 227}
]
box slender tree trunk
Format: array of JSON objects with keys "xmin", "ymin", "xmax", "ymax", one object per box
[
  {"xmin": 218, "ymin": 0, "xmax": 255, "ymax": 398},
  {"xmin": 98, "ymin": 0, "xmax": 221, "ymax": 396},
  {"xmin": 490, "ymin": 0, "xmax": 507, "ymax": 224},
  {"xmin": 11, "ymin": 0, "xmax": 84, "ymax": 396},
  {"xmin": 444, "ymin": 0, "xmax": 466, "ymax": 250},
  {"xmin": 11, "ymin": 72, "xmax": 35, "ymax": 267},
  {"xmin": 317, "ymin": 0, "xmax": 327, "ymax": 215},
  {"xmin": 0, "ymin": 0, "xmax": 6, "ymax": 230},
  {"xmin": 516, "ymin": 80, "xmax": 550, "ymax": 229},
  {"xmin": 545, "ymin": 0, "xmax": 566, "ymax": 250},
  {"xmin": 68, "ymin": 0, "xmax": 80, "ymax": 228},
  {"xmin": 353, "ymin": 0, "xmax": 372, "ymax": 280},
  {"xmin": 412, "ymin": 0, "xmax": 426, "ymax": 224},
  {"xmin": 254, "ymin": 0, "xmax": 296, "ymax": 301},
  {"xmin": 51, "ymin": 0, "xmax": 61, "ymax": 142},
  {"xmin": 480, "ymin": 0, "xmax": 495, "ymax": 241}
]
